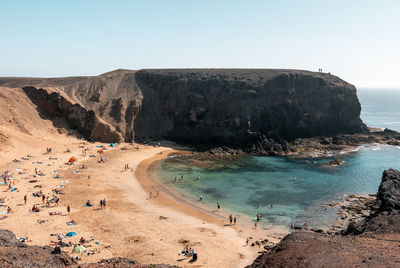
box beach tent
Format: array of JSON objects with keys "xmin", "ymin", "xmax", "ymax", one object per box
[
  {"xmin": 68, "ymin": 157, "xmax": 76, "ymax": 163},
  {"xmin": 72, "ymin": 245, "xmax": 86, "ymax": 253},
  {"xmin": 66, "ymin": 231, "xmax": 77, "ymax": 237}
]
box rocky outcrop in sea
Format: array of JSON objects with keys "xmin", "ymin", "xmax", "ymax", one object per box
[{"xmin": 247, "ymin": 168, "xmax": 400, "ymax": 267}]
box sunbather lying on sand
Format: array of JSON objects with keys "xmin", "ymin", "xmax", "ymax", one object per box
[{"xmin": 49, "ymin": 211, "xmax": 61, "ymax": 215}]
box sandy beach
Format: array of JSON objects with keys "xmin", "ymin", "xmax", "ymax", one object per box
[{"xmin": 0, "ymin": 135, "xmax": 284, "ymax": 267}]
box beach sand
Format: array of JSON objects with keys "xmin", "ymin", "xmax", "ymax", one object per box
[{"xmin": 0, "ymin": 137, "xmax": 283, "ymax": 267}]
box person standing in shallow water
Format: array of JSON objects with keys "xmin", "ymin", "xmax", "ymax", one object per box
[
  {"xmin": 217, "ymin": 202, "xmax": 221, "ymax": 210},
  {"xmin": 229, "ymin": 214, "xmax": 233, "ymax": 225}
]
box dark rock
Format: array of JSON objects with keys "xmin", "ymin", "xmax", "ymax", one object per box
[
  {"xmin": 249, "ymin": 169, "xmax": 400, "ymax": 267},
  {"xmin": 377, "ymin": 169, "xmax": 400, "ymax": 211},
  {"xmin": 328, "ymin": 159, "xmax": 344, "ymax": 166},
  {"xmin": 0, "ymin": 69, "xmax": 368, "ymax": 150}
]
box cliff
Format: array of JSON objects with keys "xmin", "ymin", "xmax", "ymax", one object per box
[
  {"xmin": 247, "ymin": 169, "xmax": 400, "ymax": 268},
  {"xmin": 0, "ymin": 69, "xmax": 367, "ymax": 148}
]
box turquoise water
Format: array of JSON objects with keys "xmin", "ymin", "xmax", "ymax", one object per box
[
  {"xmin": 154, "ymin": 88, "xmax": 400, "ymax": 230},
  {"xmin": 155, "ymin": 145, "xmax": 400, "ymax": 229}
]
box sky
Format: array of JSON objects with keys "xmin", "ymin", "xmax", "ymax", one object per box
[{"xmin": 1, "ymin": 0, "xmax": 399, "ymax": 88}]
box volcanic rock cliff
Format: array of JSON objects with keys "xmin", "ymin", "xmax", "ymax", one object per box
[
  {"xmin": 0, "ymin": 69, "xmax": 367, "ymax": 148},
  {"xmin": 247, "ymin": 169, "xmax": 400, "ymax": 268}
]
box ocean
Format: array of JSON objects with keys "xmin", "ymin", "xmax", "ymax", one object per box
[
  {"xmin": 358, "ymin": 88, "xmax": 400, "ymax": 132},
  {"xmin": 154, "ymin": 88, "xmax": 400, "ymax": 231}
]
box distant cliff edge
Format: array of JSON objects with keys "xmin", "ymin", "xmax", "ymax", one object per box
[{"xmin": 0, "ymin": 69, "xmax": 368, "ymax": 148}]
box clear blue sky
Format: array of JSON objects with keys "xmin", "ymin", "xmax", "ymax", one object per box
[{"xmin": 1, "ymin": 0, "xmax": 399, "ymax": 88}]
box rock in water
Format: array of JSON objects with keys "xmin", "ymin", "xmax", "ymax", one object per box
[
  {"xmin": 248, "ymin": 169, "xmax": 400, "ymax": 267},
  {"xmin": 377, "ymin": 168, "xmax": 400, "ymax": 211}
]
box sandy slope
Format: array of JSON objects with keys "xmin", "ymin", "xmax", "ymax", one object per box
[{"xmin": 0, "ymin": 86, "xmax": 279, "ymax": 267}]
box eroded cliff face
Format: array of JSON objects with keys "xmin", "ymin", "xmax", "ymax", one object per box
[
  {"xmin": 134, "ymin": 69, "xmax": 366, "ymax": 147},
  {"xmin": 0, "ymin": 69, "xmax": 367, "ymax": 147},
  {"xmin": 22, "ymin": 86, "xmax": 123, "ymax": 143}
]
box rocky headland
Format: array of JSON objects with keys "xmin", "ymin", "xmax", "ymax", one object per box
[
  {"xmin": 1, "ymin": 68, "xmax": 389, "ymax": 155},
  {"xmin": 247, "ymin": 169, "xmax": 400, "ymax": 267}
]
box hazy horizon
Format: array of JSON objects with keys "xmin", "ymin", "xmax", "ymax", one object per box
[{"xmin": 1, "ymin": 0, "xmax": 399, "ymax": 88}]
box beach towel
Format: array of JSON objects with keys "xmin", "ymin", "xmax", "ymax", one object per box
[
  {"xmin": 11, "ymin": 188, "xmax": 17, "ymax": 192},
  {"xmin": 61, "ymin": 180, "xmax": 70, "ymax": 183},
  {"xmin": 83, "ymin": 204, "xmax": 92, "ymax": 207},
  {"xmin": 66, "ymin": 232, "xmax": 77, "ymax": 237}
]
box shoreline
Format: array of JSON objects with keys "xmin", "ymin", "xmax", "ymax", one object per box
[
  {"xmin": 2, "ymin": 139, "xmax": 396, "ymax": 267},
  {"xmin": 60, "ymin": 143, "xmax": 263, "ymax": 267},
  {"xmin": 134, "ymin": 150, "xmax": 227, "ymax": 226}
]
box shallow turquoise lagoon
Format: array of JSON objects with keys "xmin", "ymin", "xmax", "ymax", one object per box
[{"xmin": 154, "ymin": 145, "xmax": 400, "ymax": 230}]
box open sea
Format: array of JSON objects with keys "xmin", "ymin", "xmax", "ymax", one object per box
[{"xmin": 154, "ymin": 88, "xmax": 400, "ymax": 230}]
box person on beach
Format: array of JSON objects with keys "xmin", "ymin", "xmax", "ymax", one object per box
[
  {"xmin": 229, "ymin": 214, "xmax": 233, "ymax": 225},
  {"xmin": 270, "ymin": 203, "xmax": 273, "ymax": 208},
  {"xmin": 103, "ymin": 199, "xmax": 106, "ymax": 209},
  {"xmin": 100, "ymin": 199, "xmax": 103, "ymax": 209},
  {"xmin": 255, "ymin": 222, "xmax": 257, "ymax": 228},
  {"xmin": 181, "ymin": 175, "xmax": 184, "ymax": 180},
  {"xmin": 42, "ymin": 194, "xmax": 46, "ymax": 204},
  {"xmin": 195, "ymin": 176, "xmax": 200, "ymax": 181},
  {"xmin": 234, "ymin": 217, "xmax": 237, "ymax": 225},
  {"xmin": 217, "ymin": 202, "xmax": 221, "ymax": 210},
  {"xmin": 174, "ymin": 177, "xmax": 177, "ymax": 183},
  {"xmin": 246, "ymin": 238, "xmax": 249, "ymax": 245},
  {"xmin": 24, "ymin": 194, "xmax": 27, "ymax": 205},
  {"xmin": 199, "ymin": 195, "xmax": 203, "ymax": 201},
  {"xmin": 67, "ymin": 205, "xmax": 70, "ymax": 214},
  {"xmin": 88, "ymin": 175, "xmax": 90, "ymax": 180},
  {"xmin": 7, "ymin": 206, "xmax": 11, "ymax": 214}
]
